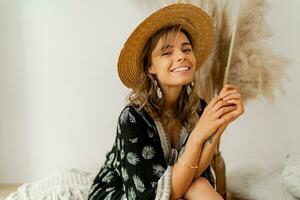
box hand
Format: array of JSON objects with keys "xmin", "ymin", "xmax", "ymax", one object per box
[
  {"xmin": 218, "ymin": 84, "xmax": 244, "ymax": 123},
  {"xmin": 194, "ymin": 96, "xmax": 237, "ymax": 142}
]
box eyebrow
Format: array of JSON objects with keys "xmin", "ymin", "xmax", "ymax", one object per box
[{"xmin": 159, "ymin": 42, "xmax": 191, "ymax": 52}]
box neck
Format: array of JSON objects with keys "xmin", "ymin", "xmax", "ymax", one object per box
[{"xmin": 160, "ymin": 85, "xmax": 183, "ymax": 110}]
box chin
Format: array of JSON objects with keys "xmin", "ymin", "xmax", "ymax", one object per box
[
  {"xmin": 162, "ymin": 74, "xmax": 194, "ymax": 86},
  {"xmin": 175, "ymin": 78, "xmax": 193, "ymax": 86}
]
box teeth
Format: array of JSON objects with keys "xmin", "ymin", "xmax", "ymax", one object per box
[{"xmin": 172, "ymin": 66, "xmax": 190, "ymax": 72}]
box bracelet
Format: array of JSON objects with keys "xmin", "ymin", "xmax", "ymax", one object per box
[{"xmin": 177, "ymin": 157, "xmax": 198, "ymax": 169}]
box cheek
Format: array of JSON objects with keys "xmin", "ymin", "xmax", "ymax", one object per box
[
  {"xmin": 154, "ymin": 59, "xmax": 173, "ymax": 72},
  {"xmin": 149, "ymin": 59, "xmax": 172, "ymax": 83},
  {"xmin": 189, "ymin": 54, "xmax": 197, "ymax": 66}
]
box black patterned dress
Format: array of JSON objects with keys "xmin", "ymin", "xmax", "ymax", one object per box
[{"xmin": 88, "ymin": 99, "xmax": 215, "ymax": 200}]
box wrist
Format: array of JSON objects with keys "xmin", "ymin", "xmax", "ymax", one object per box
[{"xmin": 189, "ymin": 130, "xmax": 206, "ymax": 146}]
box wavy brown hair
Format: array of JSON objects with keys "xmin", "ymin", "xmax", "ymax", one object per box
[{"xmin": 127, "ymin": 25, "xmax": 202, "ymax": 132}]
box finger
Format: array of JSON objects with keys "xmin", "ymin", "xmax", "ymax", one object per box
[
  {"xmin": 212, "ymin": 100, "xmax": 232, "ymax": 112},
  {"xmin": 219, "ymin": 87, "xmax": 228, "ymax": 96},
  {"xmin": 207, "ymin": 96, "xmax": 222, "ymax": 110},
  {"xmin": 226, "ymin": 99, "xmax": 244, "ymax": 114},
  {"xmin": 215, "ymin": 116, "xmax": 229, "ymax": 127},
  {"xmin": 212, "ymin": 99, "xmax": 225, "ymax": 112},
  {"xmin": 219, "ymin": 104, "xmax": 243, "ymax": 123},
  {"xmin": 226, "ymin": 99, "xmax": 243, "ymax": 106},
  {"xmin": 219, "ymin": 84, "xmax": 237, "ymax": 96},
  {"xmin": 219, "ymin": 89, "xmax": 239, "ymax": 99},
  {"xmin": 223, "ymin": 84, "xmax": 239, "ymax": 90},
  {"xmin": 223, "ymin": 93, "xmax": 242, "ymax": 101},
  {"xmin": 214, "ymin": 105, "xmax": 237, "ymax": 120},
  {"xmin": 220, "ymin": 110, "xmax": 236, "ymax": 123},
  {"xmin": 224, "ymin": 108, "xmax": 243, "ymax": 121}
]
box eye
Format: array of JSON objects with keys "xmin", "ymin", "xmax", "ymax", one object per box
[
  {"xmin": 183, "ymin": 48, "xmax": 192, "ymax": 53},
  {"xmin": 161, "ymin": 51, "xmax": 172, "ymax": 56}
]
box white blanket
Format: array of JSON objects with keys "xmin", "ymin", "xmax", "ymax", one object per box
[
  {"xmin": 227, "ymin": 160, "xmax": 286, "ymax": 200},
  {"xmin": 6, "ymin": 169, "xmax": 95, "ymax": 200},
  {"xmin": 227, "ymin": 156, "xmax": 300, "ymax": 200},
  {"xmin": 281, "ymin": 154, "xmax": 300, "ymax": 200}
]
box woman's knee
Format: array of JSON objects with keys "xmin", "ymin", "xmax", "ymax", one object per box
[
  {"xmin": 193, "ymin": 177, "xmax": 211, "ymax": 186},
  {"xmin": 184, "ymin": 177, "xmax": 223, "ymax": 200}
]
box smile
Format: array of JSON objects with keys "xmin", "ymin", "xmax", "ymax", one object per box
[{"xmin": 171, "ymin": 66, "xmax": 191, "ymax": 73}]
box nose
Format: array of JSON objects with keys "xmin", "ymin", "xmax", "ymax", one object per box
[{"xmin": 175, "ymin": 50, "xmax": 187, "ymax": 62}]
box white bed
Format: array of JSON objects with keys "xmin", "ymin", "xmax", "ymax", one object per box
[{"xmin": 5, "ymin": 155, "xmax": 300, "ymax": 200}]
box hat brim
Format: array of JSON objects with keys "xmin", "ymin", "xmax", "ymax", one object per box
[{"xmin": 118, "ymin": 3, "xmax": 215, "ymax": 89}]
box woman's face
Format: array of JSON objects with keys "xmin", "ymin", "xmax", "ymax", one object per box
[{"xmin": 148, "ymin": 31, "xmax": 196, "ymax": 88}]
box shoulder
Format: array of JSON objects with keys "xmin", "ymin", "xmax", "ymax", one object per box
[
  {"xmin": 118, "ymin": 104, "xmax": 156, "ymax": 131},
  {"xmin": 118, "ymin": 104, "xmax": 159, "ymax": 143},
  {"xmin": 119, "ymin": 104, "xmax": 147, "ymax": 123}
]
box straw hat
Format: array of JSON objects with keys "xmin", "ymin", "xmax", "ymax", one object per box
[{"xmin": 118, "ymin": 3, "xmax": 215, "ymax": 89}]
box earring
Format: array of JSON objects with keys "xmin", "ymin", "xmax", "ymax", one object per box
[
  {"xmin": 191, "ymin": 81, "xmax": 195, "ymax": 87},
  {"xmin": 187, "ymin": 81, "xmax": 194, "ymax": 95},
  {"xmin": 155, "ymin": 80, "xmax": 162, "ymax": 99}
]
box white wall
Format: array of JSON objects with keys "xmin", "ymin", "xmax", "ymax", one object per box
[
  {"xmin": 0, "ymin": 0, "xmax": 146, "ymax": 183},
  {"xmin": 0, "ymin": 0, "xmax": 299, "ymax": 183},
  {"xmin": 221, "ymin": 0, "xmax": 300, "ymax": 167}
]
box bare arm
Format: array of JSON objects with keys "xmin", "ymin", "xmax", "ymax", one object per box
[
  {"xmin": 169, "ymin": 131, "xmax": 205, "ymax": 200},
  {"xmin": 169, "ymin": 96, "xmax": 233, "ymax": 199},
  {"xmin": 194, "ymin": 84, "xmax": 244, "ymax": 179},
  {"xmin": 194, "ymin": 124, "xmax": 227, "ymax": 178}
]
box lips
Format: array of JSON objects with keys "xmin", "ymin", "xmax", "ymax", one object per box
[{"xmin": 171, "ymin": 65, "xmax": 191, "ymax": 72}]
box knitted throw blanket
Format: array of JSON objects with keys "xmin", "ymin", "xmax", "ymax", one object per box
[{"xmin": 6, "ymin": 169, "xmax": 95, "ymax": 200}]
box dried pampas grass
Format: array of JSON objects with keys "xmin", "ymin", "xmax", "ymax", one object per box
[
  {"xmin": 227, "ymin": 0, "xmax": 290, "ymax": 103},
  {"xmin": 195, "ymin": 0, "xmax": 231, "ymax": 102},
  {"xmin": 196, "ymin": 0, "xmax": 290, "ymax": 104}
]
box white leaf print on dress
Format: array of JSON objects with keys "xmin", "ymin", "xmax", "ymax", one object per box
[
  {"xmin": 142, "ymin": 146, "xmax": 155, "ymax": 159},
  {"xmin": 127, "ymin": 152, "xmax": 140, "ymax": 165},
  {"xmin": 120, "ymin": 107, "xmax": 129, "ymax": 125},
  {"xmin": 117, "ymin": 139, "xmax": 121, "ymax": 149},
  {"xmin": 97, "ymin": 167, "xmax": 108, "ymax": 179},
  {"xmin": 89, "ymin": 187, "xmax": 101, "ymax": 200},
  {"xmin": 129, "ymin": 138, "xmax": 138, "ymax": 143},
  {"xmin": 121, "ymin": 167, "xmax": 129, "ymax": 181},
  {"xmin": 120, "ymin": 107, "xmax": 136, "ymax": 125},
  {"xmin": 102, "ymin": 171, "xmax": 114, "ymax": 183},
  {"xmin": 113, "ymin": 159, "xmax": 120, "ymax": 168},
  {"xmin": 128, "ymin": 112, "xmax": 136, "ymax": 123},
  {"xmin": 116, "ymin": 168, "xmax": 120, "ymax": 176},
  {"xmin": 104, "ymin": 190, "xmax": 114, "ymax": 200},
  {"xmin": 105, "ymin": 187, "xmax": 114, "ymax": 192},
  {"xmin": 151, "ymin": 182, "xmax": 157, "ymax": 188},
  {"xmin": 120, "ymin": 149, "xmax": 125, "ymax": 159},
  {"xmin": 89, "ymin": 182, "xmax": 99, "ymax": 194},
  {"xmin": 107, "ymin": 152, "xmax": 115, "ymax": 166},
  {"xmin": 153, "ymin": 164, "xmax": 165, "ymax": 177},
  {"xmin": 133, "ymin": 175, "xmax": 145, "ymax": 192},
  {"xmin": 117, "ymin": 122, "xmax": 121, "ymax": 134},
  {"xmin": 120, "ymin": 193, "xmax": 127, "ymax": 200},
  {"xmin": 128, "ymin": 187, "xmax": 137, "ymax": 200}
]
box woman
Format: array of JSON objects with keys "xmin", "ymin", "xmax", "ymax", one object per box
[{"xmin": 88, "ymin": 3, "xmax": 244, "ymax": 200}]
